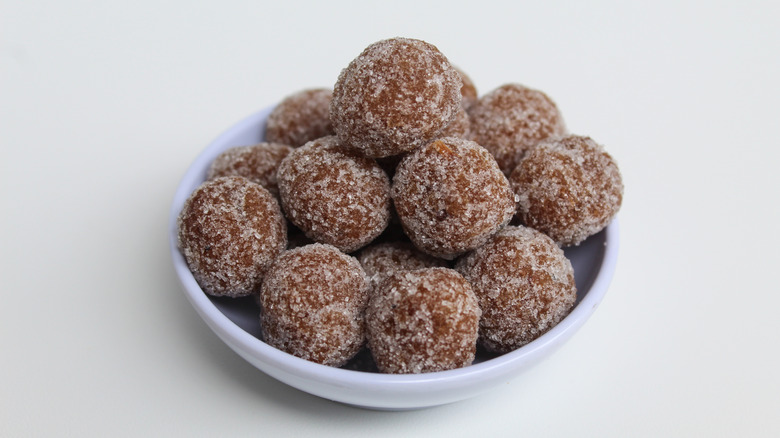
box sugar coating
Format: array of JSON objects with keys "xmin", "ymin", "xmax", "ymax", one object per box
[
  {"xmin": 455, "ymin": 66, "xmax": 478, "ymax": 110},
  {"xmin": 391, "ymin": 137, "xmax": 516, "ymax": 259},
  {"xmin": 177, "ymin": 176, "xmax": 287, "ymax": 297},
  {"xmin": 366, "ymin": 267, "xmax": 481, "ymax": 374},
  {"xmin": 469, "ymin": 83, "xmax": 566, "ymax": 176},
  {"xmin": 330, "ymin": 37, "xmax": 462, "ymax": 158},
  {"xmin": 265, "ymin": 88, "xmax": 334, "ymax": 147},
  {"xmin": 277, "ymin": 136, "xmax": 391, "ymax": 253},
  {"xmin": 260, "ymin": 243, "xmax": 369, "ymax": 367},
  {"xmin": 437, "ymin": 106, "xmax": 470, "ymax": 140},
  {"xmin": 510, "ymin": 135, "xmax": 623, "ymax": 246},
  {"xmin": 206, "ymin": 142, "xmax": 293, "ymax": 197},
  {"xmin": 455, "ymin": 225, "xmax": 576, "ymax": 353},
  {"xmin": 357, "ymin": 241, "xmax": 447, "ymax": 288}
]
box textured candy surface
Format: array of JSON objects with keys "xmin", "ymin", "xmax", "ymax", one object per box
[
  {"xmin": 177, "ymin": 176, "xmax": 287, "ymax": 297},
  {"xmin": 510, "ymin": 135, "xmax": 623, "ymax": 246},
  {"xmin": 456, "ymin": 67, "xmax": 478, "ymax": 110},
  {"xmin": 330, "ymin": 37, "xmax": 462, "ymax": 158},
  {"xmin": 277, "ymin": 136, "xmax": 391, "ymax": 253},
  {"xmin": 265, "ymin": 88, "xmax": 334, "ymax": 147},
  {"xmin": 206, "ymin": 142, "xmax": 293, "ymax": 197},
  {"xmin": 260, "ymin": 244, "xmax": 369, "ymax": 367},
  {"xmin": 469, "ymin": 83, "xmax": 566, "ymax": 175},
  {"xmin": 437, "ymin": 106, "xmax": 470, "ymax": 140},
  {"xmin": 455, "ymin": 226, "xmax": 576, "ymax": 353},
  {"xmin": 366, "ymin": 267, "xmax": 480, "ymax": 373},
  {"xmin": 357, "ymin": 241, "xmax": 447, "ymax": 288},
  {"xmin": 392, "ymin": 137, "xmax": 516, "ymax": 259}
]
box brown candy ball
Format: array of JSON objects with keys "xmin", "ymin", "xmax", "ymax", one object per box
[
  {"xmin": 456, "ymin": 67, "xmax": 478, "ymax": 110},
  {"xmin": 391, "ymin": 137, "xmax": 516, "ymax": 259},
  {"xmin": 265, "ymin": 88, "xmax": 334, "ymax": 147},
  {"xmin": 177, "ymin": 176, "xmax": 287, "ymax": 297},
  {"xmin": 437, "ymin": 106, "xmax": 470, "ymax": 140},
  {"xmin": 330, "ymin": 37, "xmax": 462, "ymax": 158},
  {"xmin": 277, "ymin": 136, "xmax": 391, "ymax": 253},
  {"xmin": 455, "ymin": 226, "xmax": 576, "ymax": 353},
  {"xmin": 469, "ymin": 83, "xmax": 566, "ymax": 176},
  {"xmin": 510, "ymin": 135, "xmax": 623, "ymax": 246},
  {"xmin": 366, "ymin": 267, "xmax": 481, "ymax": 374},
  {"xmin": 206, "ymin": 142, "xmax": 293, "ymax": 197},
  {"xmin": 357, "ymin": 241, "xmax": 447, "ymax": 288},
  {"xmin": 260, "ymin": 244, "xmax": 369, "ymax": 367}
]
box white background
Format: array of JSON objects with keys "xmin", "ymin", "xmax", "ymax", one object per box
[{"xmin": 2, "ymin": 1, "xmax": 779, "ymax": 436}]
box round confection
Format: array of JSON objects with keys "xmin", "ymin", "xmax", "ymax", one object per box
[
  {"xmin": 391, "ymin": 137, "xmax": 516, "ymax": 259},
  {"xmin": 357, "ymin": 241, "xmax": 447, "ymax": 288},
  {"xmin": 260, "ymin": 244, "xmax": 369, "ymax": 367},
  {"xmin": 277, "ymin": 135, "xmax": 391, "ymax": 253},
  {"xmin": 206, "ymin": 142, "xmax": 293, "ymax": 197},
  {"xmin": 469, "ymin": 83, "xmax": 566, "ymax": 176},
  {"xmin": 455, "ymin": 225, "xmax": 576, "ymax": 353},
  {"xmin": 265, "ymin": 88, "xmax": 334, "ymax": 147},
  {"xmin": 177, "ymin": 176, "xmax": 287, "ymax": 297},
  {"xmin": 456, "ymin": 66, "xmax": 478, "ymax": 110},
  {"xmin": 437, "ymin": 106, "xmax": 470, "ymax": 140},
  {"xmin": 510, "ymin": 135, "xmax": 623, "ymax": 246},
  {"xmin": 366, "ymin": 267, "xmax": 481, "ymax": 374},
  {"xmin": 330, "ymin": 37, "xmax": 462, "ymax": 158}
]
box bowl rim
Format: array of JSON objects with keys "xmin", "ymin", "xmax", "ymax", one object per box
[{"xmin": 168, "ymin": 106, "xmax": 619, "ymax": 393}]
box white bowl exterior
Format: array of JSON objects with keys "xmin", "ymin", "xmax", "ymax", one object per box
[{"xmin": 169, "ymin": 107, "xmax": 619, "ymax": 410}]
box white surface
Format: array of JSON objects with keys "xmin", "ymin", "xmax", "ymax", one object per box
[
  {"xmin": 2, "ymin": 0, "xmax": 779, "ymax": 436},
  {"xmin": 170, "ymin": 106, "xmax": 618, "ymax": 410}
]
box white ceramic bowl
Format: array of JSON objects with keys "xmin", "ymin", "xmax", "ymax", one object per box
[{"xmin": 169, "ymin": 106, "xmax": 620, "ymax": 410}]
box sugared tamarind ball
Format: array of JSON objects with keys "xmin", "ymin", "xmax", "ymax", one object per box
[
  {"xmin": 259, "ymin": 244, "xmax": 369, "ymax": 367},
  {"xmin": 366, "ymin": 267, "xmax": 480, "ymax": 374},
  {"xmin": 455, "ymin": 226, "xmax": 576, "ymax": 353},
  {"xmin": 391, "ymin": 137, "xmax": 515, "ymax": 259},
  {"xmin": 510, "ymin": 135, "xmax": 623, "ymax": 246},
  {"xmin": 206, "ymin": 142, "xmax": 293, "ymax": 197},
  {"xmin": 330, "ymin": 37, "xmax": 462, "ymax": 158},
  {"xmin": 277, "ymin": 136, "xmax": 391, "ymax": 253},
  {"xmin": 177, "ymin": 176, "xmax": 287, "ymax": 297},
  {"xmin": 265, "ymin": 88, "xmax": 334, "ymax": 147},
  {"xmin": 469, "ymin": 83, "xmax": 566, "ymax": 176}
]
